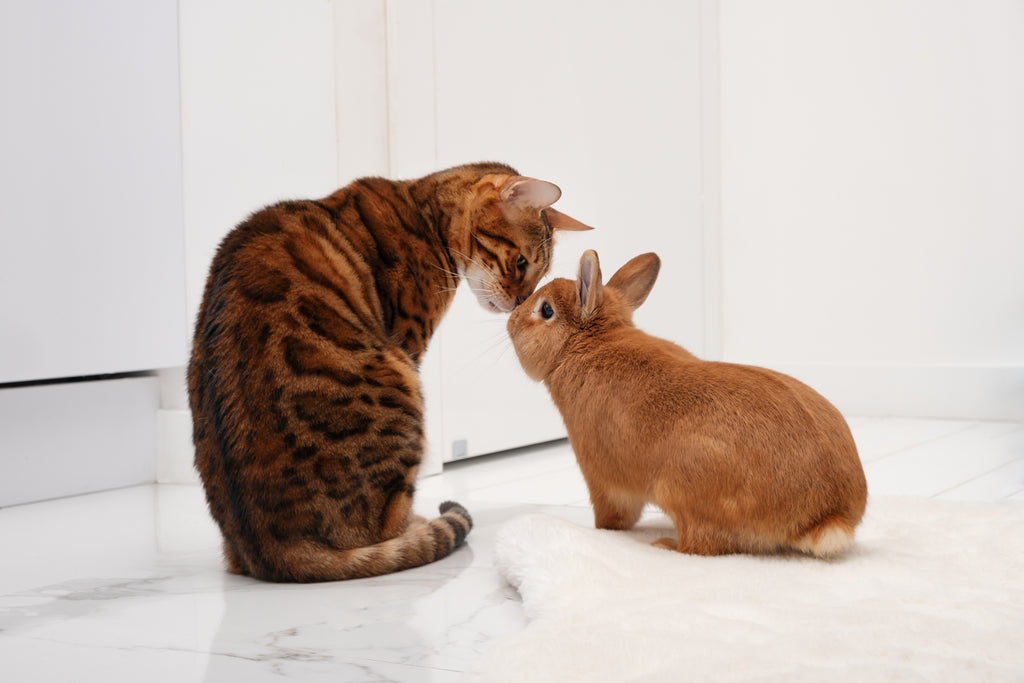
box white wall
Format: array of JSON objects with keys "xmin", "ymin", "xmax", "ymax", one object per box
[
  {"xmin": 428, "ymin": 0, "xmax": 709, "ymax": 349},
  {"xmin": 719, "ymin": 0, "xmax": 1024, "ymax": 419},
  {"xmin": 178, "ymin": 0, "xmax": 340, "ymax": 330},
  {"xmin": 334, "ymin": 1, "xmax": 389, "ymax": 181},
  {"xmin": 158, "ymin": 0, "xmax": 340, "ymax": 481},
  {"xmin": 167, "ymin": 1, "xmax": 1023, "ymax": 484},
  {"xmin": 6, "ymin": 1, "xmax": 1019, "ymax": 503},
  {"xmin": 380, "ymin": 0, "xmax": 715, "ymax": 468}
]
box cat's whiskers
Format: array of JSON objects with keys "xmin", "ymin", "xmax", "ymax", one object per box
[
  {"xmin": 450, "ymin": 248, "xmax": 489, "ymax": 274},
  {"xmin": 430, "ymin": 262, "xmax": 463, "ymax": 280},
  {"xmin": 431, "ymin": 263, "xmax": 471, "ymax": 295},
  {"xmin": 536, "ymin": 235, "xmax": 555, "ymax": 260}
]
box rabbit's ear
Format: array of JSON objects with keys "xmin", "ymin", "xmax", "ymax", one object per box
[
  {"xmin": 577, "ymin": 250, "xmax": 603, "ymax": 318},
  {"xmin": 607, "ymin": 253, "xmax": 661, "ymax": 311}
]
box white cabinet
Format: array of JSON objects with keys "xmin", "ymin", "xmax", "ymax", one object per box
[
  {"xmin": 0, "ymin": 1, "xmax": 187, "ymax": 505},
  {"xmin": 0, "ymin": 0, "xmax": 339, "ymax": 502},
  {"xmin": 0, "ymin": 0, "xmax": 188, "ymax": 384}
]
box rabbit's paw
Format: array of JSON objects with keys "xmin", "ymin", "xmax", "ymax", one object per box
[{"xmin": 652, "ymin": 537, "xmax": 678, "ymax": 551}]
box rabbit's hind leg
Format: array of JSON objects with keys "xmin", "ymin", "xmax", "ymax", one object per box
[
  {"xmin": 589, "ymin": 486, "xmax": 645, "ymax": 531},
  {"xmin": 652, "ymin": 493, "xmax": 742, "ymax": 555},
  {"xmin": 652, "ymin": 458, "xmax": 746, "ymax": 555},
  {"xmin": 653, "ymin": 515, "xmax": 738, "ymax": 555}
]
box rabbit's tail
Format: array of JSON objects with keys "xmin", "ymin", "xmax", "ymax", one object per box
[{"xmin": 793, "ymin": 514, "xmax": 857, "ymax": 558}]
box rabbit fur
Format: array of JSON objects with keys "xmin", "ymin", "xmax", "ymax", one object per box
[{"xmin": 507, "ymin": 250, "xmax": 868, "ymax": 558}]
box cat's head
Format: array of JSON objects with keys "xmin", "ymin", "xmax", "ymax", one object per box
[{"xmin": 454, "ymin": 173, "xmax": 592, "ymax": 313}]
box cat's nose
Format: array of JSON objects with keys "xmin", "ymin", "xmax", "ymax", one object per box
[{"xmin": 515, "ymin": 295, "xmax": 526, "ymax": 307}]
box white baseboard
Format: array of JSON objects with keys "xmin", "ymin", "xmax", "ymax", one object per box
[
  {"xmin": 157, "ymin": 408, "xmax": 199, "ymax": 485},
  {"xmin": 0, "ymin": 377, "xmax": 159, "ymax": 507},
  {"xmin": 770, "ymin": 363, "xmax": 1024, "ymax": 420}
]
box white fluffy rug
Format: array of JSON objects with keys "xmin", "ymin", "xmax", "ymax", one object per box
[{"xmin": 474, "ymin": 497, "xmax": 1024, "ymax": 682}]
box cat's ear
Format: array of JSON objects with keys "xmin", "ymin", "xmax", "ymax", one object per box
[
  {"xmin": 545, "ymin": 207, "xmax": 594, "ymax": 232},
  {"xmin": 499, "ymin": 176, "xmax": 562, "ymax": 210},
  {"xmin": 607, "ymin": 253, "xmax": 661, "ymax": 311},
  {"xmin": 577, "ymin": 250, "xmax": 604, "ymax": 318},
  {"xmin": 497, "ymin": 176, "xmax": 595, "ymax": 230}
]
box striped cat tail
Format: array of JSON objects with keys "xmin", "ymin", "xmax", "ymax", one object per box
[
  {"xmin": 434, "ymin": 500, "xmax": 474, "ymax": 548},
  {"xmin": 264, "ymin": 502, "xmax": 473, "ymax": 582}
]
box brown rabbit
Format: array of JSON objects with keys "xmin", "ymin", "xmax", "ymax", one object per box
[{"xmin": 507, "ymin": 250, "xmax": 868, "ymax": 558}]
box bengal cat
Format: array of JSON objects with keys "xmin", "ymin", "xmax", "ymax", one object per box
[{"xmin": 188, "ymin": 162, "xmax": 591, "ymax": 582}]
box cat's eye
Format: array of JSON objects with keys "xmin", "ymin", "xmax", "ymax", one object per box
[
  {"xmin": 516, "ymin": 254, "xmax": 528, "ymax": 271},
  {"xmin": 540, "ymin": 301, "xmax": 554, "ymax": 320}
]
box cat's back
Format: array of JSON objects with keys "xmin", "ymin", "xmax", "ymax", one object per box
[
  {"xmin": 188, "ymin": 195, "xmax": 393, "ymax": 465},
  {"xmin": 200, "ymin": 199, "xmax": 339, "ymax": 308},
  {"xmin": 194, "ymin": 191, "xmax": 405, "ymax": 353},
  {"xmin": 204, "ymin": 172, "xmax": 418, "ymax": 275}
]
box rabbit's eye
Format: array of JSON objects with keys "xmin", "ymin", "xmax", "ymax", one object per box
[{"xmin": 540, "ymin": 301, "xmax": 554, "ymax": 320}]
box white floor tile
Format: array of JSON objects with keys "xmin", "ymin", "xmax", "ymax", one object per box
[
  {"xmin": 934, "ymin": 456, "xmax": 1024, "ymax": 502},
  {"xmin": 460, "ymin": 466, "xmax": 590, "ymax": 506},
  {"xmin": 846, "ymin": 417, "xmax": 980, "ymax": 463},
  {"xmin": 416, "ymin": 440, "xmax": 577, "ymax": 502},
  {"xmin": 862, "ymin": 421, "xmax": 1024, "ymax": 498},
  {"xmin": 1, "ymin": 416, "xmax": 1021, "ymax": 680}
]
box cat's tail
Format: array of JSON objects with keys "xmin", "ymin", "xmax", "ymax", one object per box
[{"xmin": 262, "ymin": 501, "xmax": 473, "ymax": 582}]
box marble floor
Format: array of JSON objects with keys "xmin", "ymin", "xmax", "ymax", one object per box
[{"xmin": 1, "ymin": 417, "xmax": 1022, "ymax": 682}]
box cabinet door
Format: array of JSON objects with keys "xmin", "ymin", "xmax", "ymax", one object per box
[
  {"xmin": 0, "ymin": 1, "xmax": 187, "ymax": 383},
  {"xmin": 393, "ymin": 0, "xmax": 709, "ymax": 463}
]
